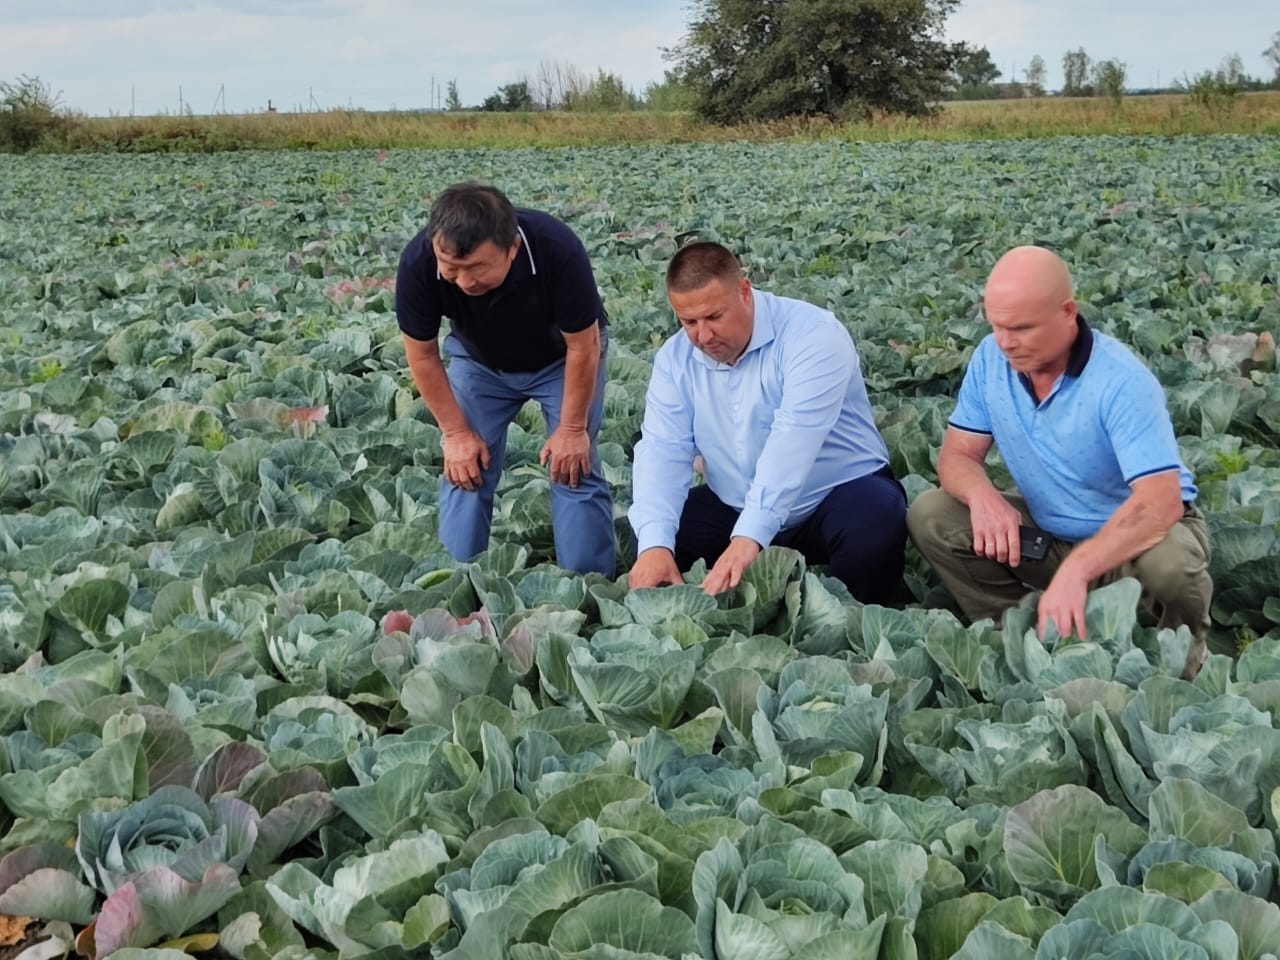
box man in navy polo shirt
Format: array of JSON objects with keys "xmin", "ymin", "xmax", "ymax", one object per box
[
  {"xmin": 908, "ymin": 246, "xmax": 1212, "ymax": 678},
  {"xmin": 395, "ymin": 182, "xmax": 615, "ymax": 575}
]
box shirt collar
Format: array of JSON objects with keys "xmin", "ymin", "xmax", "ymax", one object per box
[
  {"xmin": 1016, "ymin": 313, "xmax": 1094, "ymax": 399},
  {"xmin": 691, "ymin": 288, "xmax": 777, "ymax": 370},
  {"xmin": 1064, "ymin": 312, "xmax": 1093, "ymax": 376}
]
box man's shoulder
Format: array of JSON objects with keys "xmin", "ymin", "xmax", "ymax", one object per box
[
  {"xmin": 1087, "ymin": 329, "xmax": 1155, "ymax": 374},
  {"xmin": 399, "ymin": 226, "xmax": 436, "ymax": 271},
  {"xmin": 516, "ymin": 207, "xmax": 583, "ymax": 251},
  {"xmin": 1076, "ymin": 330, "xmax": 1167, "ymax": 403},
  {"xmin": 756, "ymin": 289, "xmax": 846, "ymax": 343},
  {"xmin": 757, "ymin": 289, "xmax": 833, "ymax": 322}
]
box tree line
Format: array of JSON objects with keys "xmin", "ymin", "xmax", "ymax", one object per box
[
  {"xmin": 441, "ymin": 62, "xmax": 691, "ymax": 114},
  {"xmin": 463, "ymin": 1, "xmax": 1280, "ymax": 121}
]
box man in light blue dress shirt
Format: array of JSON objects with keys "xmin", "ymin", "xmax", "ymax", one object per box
[{"xmin": 627, "ymin": 241, "xmax": 907, "ymax": 601}]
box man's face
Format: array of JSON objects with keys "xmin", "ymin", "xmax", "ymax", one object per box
[
  {"xmin": 668, "ymin": 276, "xmax": 754, "ymax": 365},
  {"xmin": 983, "ymin": 287, "xmax": 1078, "ymax": 376},
  {"xmin": 432, "ymin": 236, "xmax": 520, "ymax": 296}
]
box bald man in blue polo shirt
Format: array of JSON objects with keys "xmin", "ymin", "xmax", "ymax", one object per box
[
  {"xmin": 628, "ymin": 241, "xmax": 907, "ymax": 602},
  {"xmin": 908, "ymin": 246, "xmax": 1212, "ymax": 678},
  {"xmin": 396, "ymin": 183, "xmax": 615, "ymax": 575}
]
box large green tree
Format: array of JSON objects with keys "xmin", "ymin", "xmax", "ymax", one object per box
[{"xmin": 668, "ymin": 0, "xmax": 961, "ymax": 123}]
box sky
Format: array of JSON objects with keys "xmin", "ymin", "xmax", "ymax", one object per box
[{"xmin": 1, "ymin": 1, "xmax": 1276, "ymax": 117}]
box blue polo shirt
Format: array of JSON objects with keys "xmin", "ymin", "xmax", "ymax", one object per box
[
  {"xmin": 395, "ymin": 208, "xmax": 605, "ymax": 372},
  {"xmin": 950, "ymin": 318, "xmax": 1197, "ymax": 542}
]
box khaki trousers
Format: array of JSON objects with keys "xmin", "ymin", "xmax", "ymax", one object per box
[{"xmin": 906, "ymin": 488, "xmax": 1213, "ymax": 678}]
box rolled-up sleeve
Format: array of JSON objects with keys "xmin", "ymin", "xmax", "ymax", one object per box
[
  {"xmin": 732, "ymin": 322, "xmax": 855, "ymax": 546},
  {"xmin": 629, "ymin": 343, "xmax": 697, "ymax": 554}
]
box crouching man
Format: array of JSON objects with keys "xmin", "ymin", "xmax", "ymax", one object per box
[
  {"xmin": 628, "ymin": 241, "xmax": 906, "ymax": 601},
  {"xmin": 907, "ymin": 246, "xmax": 1212, "ymax": 677}
]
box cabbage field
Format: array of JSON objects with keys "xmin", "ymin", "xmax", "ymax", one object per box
[{"xmin": 1, "ymin": 137, "xmax": 1280, "ymax": 960}]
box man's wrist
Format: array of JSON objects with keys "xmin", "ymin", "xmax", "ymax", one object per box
[
  {"xmin": 1055, "ymin": 550, "xmax": 1095, "ymax": 584},
  {"xmin": 634, "ymin": 526, "xmax": 676, "ymax": 555},
  {"xmin": 731, "ymin": 512, "xmax": 777, "ymax": 549},
  {"xmin": 967, "ymin": 483, "xmax": 1006, "ymax": 510}
]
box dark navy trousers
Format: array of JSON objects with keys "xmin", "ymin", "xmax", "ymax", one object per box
[{"xmin": 673, "ymin": 466, "xmax": 907, "ymax": 604}]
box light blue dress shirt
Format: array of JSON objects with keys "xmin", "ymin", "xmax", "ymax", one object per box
[{"xmin": 630, "ymin": 289, "xmax": 890, "ymax": 553}]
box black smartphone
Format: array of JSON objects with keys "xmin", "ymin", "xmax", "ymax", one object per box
[{"xmin": 1019, "ymin": 525, "xmax": 1050, "ymax": 561}]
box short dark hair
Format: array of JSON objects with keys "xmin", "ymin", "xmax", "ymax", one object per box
[
  {"xmin": 427, "ymin": 183, "xmax": 519, "ymax": 258},
  {"xmin": 666, "ymin": 241, "xmax": 743, "ymax": 293}
]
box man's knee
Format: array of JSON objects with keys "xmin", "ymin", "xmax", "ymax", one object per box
[
  {"xmin": 1131, "ymin": 523, "xmax": 1211, "ymax": 606},
  {"xmin": 906, "ymin": 487, "xmax": 969, "ymax": 551},
  {"xmin": 819, "ymin": 477, "xmax": 908, "ymax": 603}
]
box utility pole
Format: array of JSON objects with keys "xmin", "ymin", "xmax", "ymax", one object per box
[{"xmin": 179, "ymin": 85, "xmax": 183, "ymax": 114}]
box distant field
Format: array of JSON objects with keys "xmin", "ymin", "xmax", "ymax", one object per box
[
  {"xmin": 58, "ymin": 90, "xmax": 1280, "ymax": 152},
  {"xmin": 2, "ymin": 136, "xmax": 1280, "ymax": 956}
]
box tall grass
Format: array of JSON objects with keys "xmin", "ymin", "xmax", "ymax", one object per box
[{"xmin": 28, "ymin": 91, "xmax": 1280, "ymax": 153}]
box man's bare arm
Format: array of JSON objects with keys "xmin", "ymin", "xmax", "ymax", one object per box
[
  {"xmin": 1038, "ymin": 471, "xmax": 1185, "ymax": 641},
  {"xmin": 541, "ymin": 323, "xmax": 601, "ymax": 487},
  {"xmin": 403, "ymin": 335, "xmax": 490, "ymax": 490},
  {"xmin": 937, "ymin": 426, "xmax": 1025, "ymax": 566}
]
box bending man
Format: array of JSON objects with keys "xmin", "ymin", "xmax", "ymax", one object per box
[
  {"xmin": 396, "ymin": 182, "xmax": 615, "ymax": 575},
  {"xmin": 628, "ymin": 241, "xmax": 906, "ymax": 600},
  {"xmin": 907, "ymin": 245, "xmax": 1212, "ymax": 677}
]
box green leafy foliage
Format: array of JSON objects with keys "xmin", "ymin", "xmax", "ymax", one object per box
[
  {"xmin": 670, "ymin": 0, "xmax": 960, "ymax": 121},
  {"xmin": 2, "ymin": 140, "xmax": 1280, "ymax": 956}
]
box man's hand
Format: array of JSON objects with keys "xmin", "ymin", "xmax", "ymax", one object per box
[
  {"xmin": 703, "ymin": 537, "xmax": 762, "ymax": 596},
  {"xmin": 628, "ymin": 547, "xmax": 683, "ymax": 589},
  {"xmin": 540, "ymin": 426, "xmax": 592, "ymax": 487},
  {"xmin": 969, "ymin": 489, "xmax": 1025, "ymax": 567},
  {"xmin": 443, "ymin": 429, "xmax": 491, "ymax": 492},
  {"xmin": 1037, "ymin": 562, "xmax": 1090, "ymax": 642}
]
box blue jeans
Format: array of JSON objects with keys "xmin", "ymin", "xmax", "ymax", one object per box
[
  {"xmin": 440, "ymin": 334, "xmax": 615, "ymax": 576},
  {"xmin": 673, "ymin": 466, "xmax": 907, "ymax": 603}
]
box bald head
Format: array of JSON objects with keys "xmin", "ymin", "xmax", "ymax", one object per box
[{"xmin": 982, "ymin": 246, "xmax": 1080, "ymax": 377}]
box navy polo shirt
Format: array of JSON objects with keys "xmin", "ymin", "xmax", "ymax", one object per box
[
  {"xmin": 395, "ymin": 208, "xmax": 606, "ymax": 373},
  {"xmin": 950, "ymin": 316, "xmax": 1197, "ymax": 542}
]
